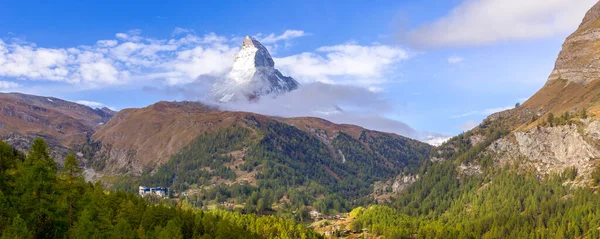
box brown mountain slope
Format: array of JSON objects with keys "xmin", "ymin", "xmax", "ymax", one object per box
[
  {"xmin": 0, "ymin": 92, "xmax": 115, "ymax": 154},
  {"xmin": 91, "ymin": 101, "xmax": 430, "ymax": 175}
]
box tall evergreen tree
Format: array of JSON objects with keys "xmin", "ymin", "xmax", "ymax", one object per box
[
  {"xmin": 0, "ymin": 142, "xmax": 16, "ymax": 192},
  {"xmin": 18, "ymin": 138, "xmax": 63, "ymax": 239},
  {"xmin": 1, "ymin": 215, "xmax": 31, "ymax": 239},
  {"xmin": 61, "ymin": 151, "xmax": 84, "ymax": 228}
]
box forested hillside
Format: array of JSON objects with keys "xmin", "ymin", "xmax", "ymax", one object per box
[
  {"xmin": 342, "ymin": 160, "xmax": 600, "ymax": 238},
  {"xmin": 111, "ymin": 118, "xmax": 430, "ymax": 217},
  {"xmin": 0, "ymin": 138, "xmax": 321, "ymax": 239},
  {"xmin": 90, "ymin": 101, "xmax": 431, "ymax": 177}
]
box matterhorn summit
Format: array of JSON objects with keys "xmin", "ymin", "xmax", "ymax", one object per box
[{"xmin": 211, "ymin": 36, "xmax": 299, "ymax": 102}]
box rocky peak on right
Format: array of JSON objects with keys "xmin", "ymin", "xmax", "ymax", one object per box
[{"xmin": 547, "ymin": 1, "xmax": 600, "ymax": 85}]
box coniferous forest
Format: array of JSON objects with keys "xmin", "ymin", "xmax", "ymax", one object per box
[
  {"xmin": 7, "ymin": 136, "xmax": 600, "ymax": 238},
  {"xmin": 0, "ymin": 138, "xmax": 321, "ymax": 239}
]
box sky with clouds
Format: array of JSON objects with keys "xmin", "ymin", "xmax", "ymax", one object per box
[{"xmin": 0, "ymin": 0, "xmax": 597, "ymax": 144}]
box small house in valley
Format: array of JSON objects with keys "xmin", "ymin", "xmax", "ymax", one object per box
[{"xmin": 139, "ymin": 186, "xmax": 169, "ymax": 198}]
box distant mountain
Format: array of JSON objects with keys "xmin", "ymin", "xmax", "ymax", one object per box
[
  {"xmin": 211, "ymin": 36, "xmax": 299, "ymax": 102},
  {"xmin": 91, "ymin": 101, "xmax": 430, "ymax": 175},
  {"xmin": 89, "ymin": 101, "xmax": 431, "ymax": 211},
  {"xmin": 0, "ymin": 92, "xmax": 115, "ymax": 159}
]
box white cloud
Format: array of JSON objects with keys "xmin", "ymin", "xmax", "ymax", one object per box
[
  {"xmin": 115, "ymin": 29, "xmax": 143, "ymax": 42},
  {"xmin": 450, "ymin": 111, "xmax": 478, "ymax": 118},
  {"xmin": 172, "ymin": 27, "xmax": 193, "ymax": 36},
  {"xmin": 259, "ymin": 30, "xmax": 307, "ymax": 44},
  {"xmin": 75, "ymin": 100, "xmax": 105, "ymax": 108},
  {"xmin": 0, "ymin": 41, "xmax": 71, "ymax": 82},
  {"xmin": 424, "ymin": 135, "xmax": 452, "ymax": 146},
  {"xmin": 205, "ymin": 82, "xmax": 420, "ymax": 139},
  {"xmin": 451, "ymin": 105, "xmax": 514, "ymax": 118},
  {"xmin": 459, "ymin": 120, "xmax": 479, "ymax": 131},
  {"xmin": 276, "ymin": 44, "xmax": 409, "ymax": 86},
  {"xmin": 0, "ymin": 31, "xmax": 238, "ymax": 87},
  {"xmin": 448, "ymin": 56, "xmax": 463, "ymax": 64},
  {"xmin": 0, "ymin": 29, "xmax": 407, "ymax": 91},
  {"xmin": 482, "ymin": 105, "xmax": 513, "ymax": 115},
  {"xmin": 0, "ymin": 80, "xmax": 20, "ymax": 89},
  {"xmin": 75, "ymin": 100, "xmax": 116, "ymax": 110},
  {"xmin": 409, "ymin": 0, "xmax": 597, "ymax": 47},
  {"xmin": 97, "ymin": 40, "xmax": 118, "ymax": 47},
  {"xmin": 161, "ymin": 46, "xmax": 237, "ymax": 85}
]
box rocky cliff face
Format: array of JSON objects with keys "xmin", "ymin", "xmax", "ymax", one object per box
[
  {"xmin": 211, "ymin": 36, "xmax": 299, "ymax": 102},
  {"xmin": 373, "ymin": 174, "xmax": 419, "ymax": 195},
  {"xmin": 547, "ymin": 2, "xmax": 600, "ymax": 85},
  {"xmin": 489, "ymin": 119, "xmax": 600, "ymax": 178},
  {"xmin": 495, "ymin": 2, "xmax": 600, "ymax": 179}
]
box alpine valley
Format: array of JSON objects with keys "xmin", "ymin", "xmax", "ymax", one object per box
[{"xmin": 4, "ymin": 2, "xmax": 600, "ymax": 239}]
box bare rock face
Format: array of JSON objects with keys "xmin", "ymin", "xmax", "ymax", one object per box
[
  {"xmin": 489, "ymin": 121, "xmax": 600, "ymax": 177},
  {"xmin": 373, "ymin": 174, "xmax": 419, "ymax": 194},
  {"xmin": 547, "ymin": 1, "xmax": 600, "ymax": 84},
  {"xmin": 458, "ymin": 164, "xmax": 482, "ymax": 177},
  {"xmin": 584, "ymin": 119, "xmax": 600, "ymax": 140},
  {"xmin": 91, "ymin": 143, "xmax": 142, "ymax": 175},
  {"xmin": 469, "ymin": 134, "xmax": 486, "ymax": 147}
]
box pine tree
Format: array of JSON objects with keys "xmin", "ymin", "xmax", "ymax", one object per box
[
  {"xmin": 61, "ymin": 151, "xmax": 84, "ymax": 228},
  {"xmin": 18, "ymin": 138, "xmax": 62, "ymax": 239},
  {"xmin": 157, "ymin": 220, "xmax": 183, "ymax": 239},
  {"xmin": 547, "ymin": 113, "xmax": 555, "ymax": 127},
  {"xmin": 1, "ymin": 215, "xmax": 31, "ymax": 239},
  {"xmin": 0, "ymin": 142, "xmax": 16, "ymax": 192},
  {"xmin": 110, "ymin": 218, "xmax": 135, "ymax": 239},
  {"xmin": 256, "ymin": 198, "xmax": 266, "ymax": 213}
]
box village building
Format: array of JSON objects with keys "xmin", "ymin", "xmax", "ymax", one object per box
[{"xmin": 138, "ymin": 186, "xmax": 169, "ymax": 198}]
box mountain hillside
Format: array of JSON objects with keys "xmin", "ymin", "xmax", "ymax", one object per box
[
  {"xmin": 92, "ymin": 101, "xmax": 429, "ymax": 175},
  {"xmin": 325, "ymin": 6, "xmax": 600, "ymax": 238},
  {"xmin": 432, "ymin": 1, "xmax": 600, "ymax": 182},
  {"xmin": 523, "ymin": 2, "xmax": 600, "ymax": 116},
  {"xmin": 0, "ymin": 92, "xmax": 115, "ymax": 158},
  {"xmin": 90, "ymin": 100, "xmax": 431, "ymax": 214}
]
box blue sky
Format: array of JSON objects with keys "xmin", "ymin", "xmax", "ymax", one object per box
[{"xmin": 0, "ymin": 0, "xmax": 596, "ymax": 144}]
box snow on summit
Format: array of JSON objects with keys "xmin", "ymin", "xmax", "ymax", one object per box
[{"xmin": 211, "ymin": 36, "xmax": 299, "ymax": 102}]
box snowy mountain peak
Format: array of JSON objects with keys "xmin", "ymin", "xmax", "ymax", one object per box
[
  {"xmin": 211, "ymin": 36, "xmax": 299, "ymax": 102},
  {"xmin": 239, "ymin": 36, "xmax": 275, "ymax": 68}
]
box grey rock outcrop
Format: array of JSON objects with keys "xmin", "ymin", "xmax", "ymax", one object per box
[
  {"xmin": 373, "ymin": 174, "xmax": 419, "ymax": 194},
  {"xmin": 547, "ymin": 1, "xmax": 600, "ymax": 84},
  {"xmin": 489, "ymin": 120, "xmax": 600, "ymax": 177}
]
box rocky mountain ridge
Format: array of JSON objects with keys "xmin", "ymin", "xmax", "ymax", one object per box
[
  {"xmin": 547, "ymin": 1, "xmax": 600, "ymax": 85},
  {"xmin": 90, "ymin": 100, "xmax": 431, "ymax": 175}
]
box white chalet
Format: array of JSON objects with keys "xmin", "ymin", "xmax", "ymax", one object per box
[{"xmin": 139, "ymin": 186, "xmax": 169, "ymax": 198}]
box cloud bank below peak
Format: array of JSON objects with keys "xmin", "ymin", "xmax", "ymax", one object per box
[{"xmin": 150, "ymin": 81, "xmax": 450, "ymax": 145}]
